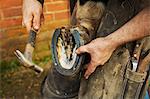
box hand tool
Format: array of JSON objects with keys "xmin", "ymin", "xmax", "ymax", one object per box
[{"xmin": 14, "ymin": 28, "xmax": 43, "ymax": 74}]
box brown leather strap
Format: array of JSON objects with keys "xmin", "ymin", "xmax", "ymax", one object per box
[{"xmin": 125, "ymin": 68, "xmax": 147, "ymax": 83}]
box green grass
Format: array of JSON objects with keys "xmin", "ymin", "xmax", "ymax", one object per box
[
  {"xmin": 33, "ymin": 54, "xmax": 52, "ymax": 67},
  {"xmin": 0, "ymin": 59, "xmax": 20, "ymax": 73},
  {"xmin": 0, "ymin": 54, "xmax": 52, "ymax": 73}
]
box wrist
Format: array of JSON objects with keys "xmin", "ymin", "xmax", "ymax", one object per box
[{"xmin": 103, "ymin": 35, "xmax": 120, "ymax": 50}]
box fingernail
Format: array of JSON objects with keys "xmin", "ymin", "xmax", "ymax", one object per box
[
  {"xmin": 34, "ymin": 25, "xmax": 39, "ymax": 30},
  {"xmin": 84, "ymin": 74, "xmax": 89, "ymax": 79},
  {"xmin": 85, "ymin": 76, "xmax": 89, "ymax": 79}
]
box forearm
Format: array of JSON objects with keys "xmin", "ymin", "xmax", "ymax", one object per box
[{"xmin": 105, "ymin": 7, "xmax": 150, "ymax": 48}]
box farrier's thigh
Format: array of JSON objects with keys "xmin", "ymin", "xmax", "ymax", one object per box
[{"xmin": 78, "ymin": 47, "xmax": 130, "ymax": 99}]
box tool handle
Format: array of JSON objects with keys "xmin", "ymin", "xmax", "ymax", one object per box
[
  {"xmin": 137, "ymin": 53, "xmax": 150, "ymax": 73},
  {"xmin": 28, "ymin": 29, "xmax": 38, "ymax": 47}
]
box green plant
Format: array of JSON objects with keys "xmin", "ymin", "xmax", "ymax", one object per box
[{"xmin": 0, "ymin": 59, "xmax": 20, "ymax": 73}]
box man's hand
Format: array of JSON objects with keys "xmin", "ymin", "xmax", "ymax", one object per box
[
  {"xmin": 76, "ymin": 7, "xmax": 150, "ymax": 79},
  {"xmin": 76, "ymin": 38, "xmax": 117, "ymax": 79},
  {"xmin": 22, "ymin": 0, "xmax": 44, "ymax": 32}
]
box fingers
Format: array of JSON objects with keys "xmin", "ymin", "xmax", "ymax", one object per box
[
  {"xmin": 76, "ymin": 44, "xmax": 97, "ymax": 79},
  {"xmin": 22, "ymin": 11, "xmax": 43, "ymax": 32},
  {"xmin": 76, "ymin": 45, "xmax": 89, "ymax": 54},
  {"xmin": 33, "ymin": 13, "xmax": 41, "ymax": 30},
  {"xmin": 23, "ymin": 19, "xmax": 32, "ymax": 32},
  {"xmin": 84, "ymin": 62, "xmax": 97, "ymax": 79},
  {"xmin": 22, "ymin": 13, "xmax": 33, "ymax": 32},
  {"xmin": 23, "ymin": 14, "xmax": 43, "ymax": 32}
]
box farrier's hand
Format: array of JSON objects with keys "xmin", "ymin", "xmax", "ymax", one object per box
[
  {"xmin": 76, "ymin": 37, "xmax": 117, "ymax": 79},
  {"xmin": 22, "ymin": 0, "xmax": 44, "ymax": 32}
]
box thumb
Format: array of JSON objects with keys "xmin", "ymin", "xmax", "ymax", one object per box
[
  {"xmin": 33, "ymin": 13, "xmax": 41, "ymax": 30},
  {"xmin": 76, "ymin": 45, "xmax": 89, "ymax": 54}
]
